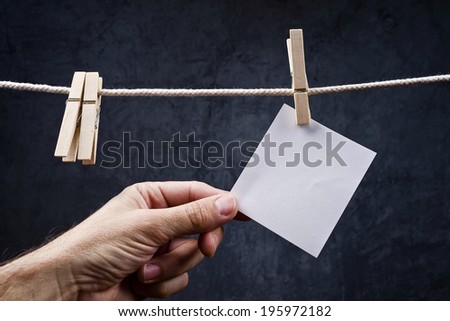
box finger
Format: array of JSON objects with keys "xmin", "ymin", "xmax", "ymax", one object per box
[
  {"xmin": 132, "ymin": 181, "xmax": 227, "ymax": 208},
  {"xmin": 145, "ymin": 193, "xmax": 237, "ymax": 241},
  {"xmin": 132, "ymin": 273, "xmax": 189, "ymax": 299},
  {"xmin": 198, "ymin": 226, "xmax": 224, "ymax": 257},
  {"xmin": 137, "ymin": 238, "xmax": 203, "ymax": 284}
]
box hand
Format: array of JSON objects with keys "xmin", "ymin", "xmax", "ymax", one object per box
[{"xmin": 0, "ymin": 181, "xmax": 238, "ymax": 300}]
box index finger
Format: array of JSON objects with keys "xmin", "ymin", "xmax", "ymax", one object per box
[
  {"xmin": 135, "ymin": 181, "xmax": 225, "ymax": 208},
  {"xmin": 134, "ymin": 181, "xmax": 250, "ymax": 221}
]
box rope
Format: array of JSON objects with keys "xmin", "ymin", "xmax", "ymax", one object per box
[
  {"xmin": 102, "ymin": 88, "xmax": 292, "ymax": 97},
  {"xmin": 0, "ymin": 74, "xmax": 449, "ymax": 97},
  {"xmin": 308, "ymin": 74, "xmax": 450, "ymax": 96}
]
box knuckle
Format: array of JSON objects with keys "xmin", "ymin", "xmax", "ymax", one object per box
[
  {"xmin": 130, "ymin": 182, "xmax": 146, "ymax": 191},
  {"xmin": 122, "ymin": 184, "xmax": 137, "ymax": 195},
  {"xmin": 182, "ymin": 272, "xmax": 189, "ymax": 288},
  {"xmin": 132, "ymin": 182, "xmax": 154, "ymax": 194},
  {"xmin": 184, "ymin": 202, "xmax": 211, "ymax": 230},
  {"xmin": 123, "ymin": 182, "xmax": 147, "ymax": 197},
  {"xmin": 145, "ymin": 215, "xmax": 173, "ymax": 244},
  {"xmin": 192, "ymin": 180, "xmax": 208, "ymax": 189},
  {"xmin": 190, "ymin": 181, "xmax": 211, "ymax": 196}
]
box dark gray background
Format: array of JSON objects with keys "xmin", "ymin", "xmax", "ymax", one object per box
[{"xmin": 1, "ymin": 0, "xmax": 449, "ymax": 300}]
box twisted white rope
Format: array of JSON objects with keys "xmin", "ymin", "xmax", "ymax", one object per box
[
  {"xmin": 102, "ymin": 87, "xmax": 292, "ymax": 97},
  {"xmin": 0, "ymin": 74, "xmax": 449, "ymax": 97},
  {"xmin": 308, "ymin": 74, "xmax": 450, "ymax": 96}
]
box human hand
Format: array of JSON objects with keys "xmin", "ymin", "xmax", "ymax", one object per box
[{"xmin": 0, "ymin": 181, "xmax": 238, "ymax": 300}]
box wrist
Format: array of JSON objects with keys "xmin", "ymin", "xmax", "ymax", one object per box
[{"xmin": 0, "ymin": 248, "xmax": 79, "ymax": 300}]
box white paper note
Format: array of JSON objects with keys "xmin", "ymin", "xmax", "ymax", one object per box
[{"xmin": 231, "ymin": 104, "xmax": 376, "ymax": 257}]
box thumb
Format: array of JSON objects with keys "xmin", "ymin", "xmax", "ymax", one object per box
[{"xmin": 150, "ymin": 194, "xmax": 237, "ymax": 240}]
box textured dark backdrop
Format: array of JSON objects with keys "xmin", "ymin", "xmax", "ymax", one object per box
[{"xmin": 0, "ymin": 0, "xmax": 449, "ymax": 300}]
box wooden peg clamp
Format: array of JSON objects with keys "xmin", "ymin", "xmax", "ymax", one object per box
[
  {"xmin": 54, "ymin": 72, "xmax": 86, "ymax": 159},
  {"xmin": 78, "ymin": 72, "xmax": 101, "ymax": 164},
  {"xmin": 81, "ymin": 77, "xmax": 102, "ymax": 165},
  {"xmin": 287, "ymin": 29, "xmax": 311, "ymax": 125}
]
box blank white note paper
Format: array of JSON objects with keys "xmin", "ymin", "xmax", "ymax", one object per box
[{"xmin": 231, "ymin": 104, "xmax": 376, "ymax": 257}]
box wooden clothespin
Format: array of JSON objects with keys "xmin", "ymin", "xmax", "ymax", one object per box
[
  {"xmin": 54, "ymin": 71, "xmax": 86, "ymax": 160},
  {"xmin": 78, "ymin": 72, "xmax": 102, "ymax": 165},
  {"xmin": 287, "ymin": 29, "xmax": 311, "ymax": 125},
  {"xmin": 81, "ymin": 77, "xmax": 102, "ymax": 165}
]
